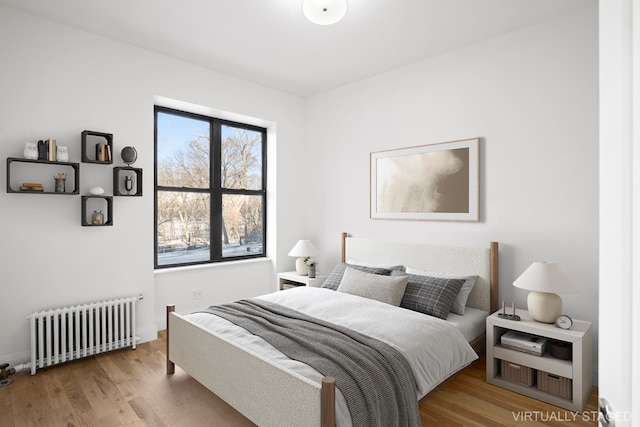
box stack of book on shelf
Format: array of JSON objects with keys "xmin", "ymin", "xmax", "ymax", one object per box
[
  {"xmin": 501, "ymin": 331, "xmax": 548, "ymax": 356},
  {"xmin": 37, "ymin": 138, "xmax": 57, "ymax": 161},
  {"xmin": 20, "ymin": 182, "xmax": 44, "ymax": 192},
  {"xmin": 95, "ymin": 143, "xmax": 111, "ymax": 162}
]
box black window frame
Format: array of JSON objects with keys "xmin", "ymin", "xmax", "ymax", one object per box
[{"xmin": 154, "ymin": 105, "xmax": 267, "ymax": 269}]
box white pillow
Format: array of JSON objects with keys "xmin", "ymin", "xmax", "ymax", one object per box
[
  {"xmin": 337, "ymin": 267, "xmax": 408, "ymax": 306},
  {"xmin": 346, "ymin": 259, "xmax": 406, "ymax": 272},
  {"xmin": 405, "ymin": 267, "xmax": 478, "ymax": 315}
]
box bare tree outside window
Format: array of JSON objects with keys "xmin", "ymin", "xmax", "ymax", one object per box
[{"xmin": 155, "ymin": 108, "xmax": 266, "ymax": 268}]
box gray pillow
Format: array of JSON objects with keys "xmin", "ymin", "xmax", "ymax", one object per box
[
  {"xmin": 346, "ymin": 259, "xmax": 406, "ymax": 272},
  {"xmin": 405, "ymin": 267, "xmax": 478, "ymax": 315},
  {"xmin": 391, "ymin": 271, "xmax": 465, "ymax": 319},
  {"xmin": 337, "ymin": 267, "xmax": 409, "ymax": 306},
  {"xmin": 321, "ymin": 263, "xmax": 392, "ymax": 291}
]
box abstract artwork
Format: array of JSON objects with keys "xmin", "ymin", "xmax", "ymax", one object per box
[{"xmin": 370, "ymin": 138, "xmax": 479, "ymax": 221}]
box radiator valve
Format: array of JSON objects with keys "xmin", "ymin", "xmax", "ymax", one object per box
[{"xmin": 0, "ymin": 363, "xmax": 15, "ymax": 387}]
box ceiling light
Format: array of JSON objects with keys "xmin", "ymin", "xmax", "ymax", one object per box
[{"xmin": 302, "ymin": 0, "xmax": 348, "ymax": 25}]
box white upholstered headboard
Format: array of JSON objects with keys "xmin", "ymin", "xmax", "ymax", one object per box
[{"xmin": 343, "ymin": 235, "xmax": 499, "ymax": 313}]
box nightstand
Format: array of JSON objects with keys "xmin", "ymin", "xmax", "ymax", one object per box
[
  {"xmin": 486, "ymin": 308, "xmax": 592, "ymax": 412},
  {"xmin": 277, "ymin": 271, "xmax": 327, "ymax": 290}
]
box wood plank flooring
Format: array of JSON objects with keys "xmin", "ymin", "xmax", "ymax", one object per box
[{"xmin": 0, "ymin": 331, "xmax": 598, "ymax": 426}]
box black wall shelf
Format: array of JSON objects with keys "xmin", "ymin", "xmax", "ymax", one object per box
[
  {"xmin": 6, "ymin": 157, "xmax": 80, "ymax": 195},
  {"xmin": 113, "ymin": 167, "xmax": 143, "ymax": 196},
  {"xmin": 81, "ymin": 130, "xmax": 113, "ymax": 164},
  {"xmin": 81, "ymin": 195, "xmax": 113, "ymax": 226}
]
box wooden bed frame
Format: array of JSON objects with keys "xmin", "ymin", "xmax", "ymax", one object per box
[{"xmin": 166, "ymin": 233, "xmax": 499, "ymax": 427}]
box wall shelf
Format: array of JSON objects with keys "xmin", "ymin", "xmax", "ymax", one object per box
[
  {"xmin": 81, "ymin": 195, "xmax": 113, "ymax": 226},
  {"xmin": 81, "ymin": 130, "xmax": 113, "ymax": 164},
  {"xmin": 6, "ymin": 157, "xmax": 80, "ymax": 195},
  {"xmin": 113, "ymin": 167, "xmax": 142, "ymax": 196}
]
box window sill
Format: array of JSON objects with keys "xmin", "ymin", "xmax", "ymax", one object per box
[{"xmin": 154, "ymin": 257, "xmax": 272, "ymax": 275}]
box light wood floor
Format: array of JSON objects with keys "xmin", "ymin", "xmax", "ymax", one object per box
[{"xmin": 0, "ymin": 331, "xmax": 598, "ymax": 426}]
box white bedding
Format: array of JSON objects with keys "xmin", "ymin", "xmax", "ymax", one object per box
[
  {"xmin": 186, "ymin": 287, "xmax": 478, "ymax": 426},
  {"xmin": 445, "ymin": 306, "xmax": 489, "ymax": 342}
]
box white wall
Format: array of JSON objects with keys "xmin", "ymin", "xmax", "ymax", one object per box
[
  {"xmin": 0, "ymin": 4, "xmax": 599, "ymax": 383},
  {"xmin": 305, "ymin": 7, "xmax": 599, "ymax": 379},
  {"xmin": 0, "ymin": 6, "xmax": 307, "ymax": 367}
]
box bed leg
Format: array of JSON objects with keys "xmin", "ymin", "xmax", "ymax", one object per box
[
  {"xmin": 321, "ymin": 376, "xmax": 336, "ymax": 427},
  {"xmin": 166, "ymin": 305, "xmax": 175, "ymax": 375}
]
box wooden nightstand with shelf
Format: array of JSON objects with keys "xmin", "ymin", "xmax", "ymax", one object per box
[
  {"xmin": 277, "ymin": 271, "xmax": 327, "ymax": 290},
  {"xmin": 486, "ymin": 308, "xmax": 592, "ymax": 412}
]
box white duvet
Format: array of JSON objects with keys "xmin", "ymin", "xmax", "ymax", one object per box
[{"xmin": 186, "ymin": 286, "xmax": 478, "ymax": 426}]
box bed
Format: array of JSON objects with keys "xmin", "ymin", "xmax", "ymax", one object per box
[{"xmin": 166, "ymin": 233, "xmax": 499, "ymax": 427}]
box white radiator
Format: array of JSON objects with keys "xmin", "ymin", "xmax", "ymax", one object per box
[{"xmin": 27, "ymin": 295, "xmax": 140, "ymax": 375}]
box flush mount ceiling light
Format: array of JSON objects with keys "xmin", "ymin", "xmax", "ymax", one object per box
[{"xmin": 302, "ymin": 0, "xmax": 348, "ymax": 25}]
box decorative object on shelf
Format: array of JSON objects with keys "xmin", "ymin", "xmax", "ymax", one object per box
[
  {"xmin": 288, "ymin": 239, "xmax": 319, "ymax": 275},
  {"xmin": 54, "ymin": 172, "xmax": 66, "ymax": 193},
  {"xmin": 89, "ymin": 186, "xmax": 105, "ymax": 196},
  {"xmin": 91, "ymin": 210, "xmax": 104, "ymax": 225},
  {"xmin": 497, "ymin": 300, "xmax": 520, "ymax": 321},
  {"xmin": 124, "ymin": 175, "xmax": 134, "ymax": 194},
  {"xmin": 549, "ymin": 340, "xmax": 572, "ymax": 360},
  {"xmin": 24, "ymin": 142, "xmax": 38, "ymax": 160},
  {"xmin": 555, "ymin": 314, "xmax": 573, "ymax": 330},
  {"xmin": 121, "ymin": 146, "xmax": 137, "ymax": 166},
  {"xmin": 513, "ymin": 261, "xmax": 578, "ymax": 323},
  {"xmin": 56, "ymin": 145, "xmax": 69, "ymax": 162},
  {"xmin": 302, "ymin": 0, "xmax": 348, "ymax": 25}
]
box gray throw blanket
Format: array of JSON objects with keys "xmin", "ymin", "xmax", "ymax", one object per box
[{"xmin": 201, "ymin": 299, "xmax": 421, "ymax": 427}]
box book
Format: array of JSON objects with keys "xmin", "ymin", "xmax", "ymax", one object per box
[
  {"xmin": 96, "ymin": 143, "xmax": 107, "ymax": 161},
  {"xmin": 47, "ymin": 138, "xmax": 56, "ymax": 161},
  {"xmin": 501, "ymin": 331, "xmax": 548, "ymax": 356},
  {"xmin": 20, "ymin": 182, "xmax": 44, "ymax": 191}
]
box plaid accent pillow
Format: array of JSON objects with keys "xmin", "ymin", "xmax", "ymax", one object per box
[
  {"xmin": 405, "ymin": 267, "xmax": 478, "ymax": 315},
  {"xmin": 321, "ymin": 263, "xmax": 392, "ymax": 291},
  {"xmin": 391, "ymin": 271, "xmax": 465, "ymax": 319}
]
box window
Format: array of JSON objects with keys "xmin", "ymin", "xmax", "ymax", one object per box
[{"xmin": 154, "ymin": 106, "xmax": 267, "ymax": 268}]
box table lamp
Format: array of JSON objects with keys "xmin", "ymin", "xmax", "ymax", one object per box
[
  {"xmin": 513, "ymin": 261, "xmax": 578, "ymax": 323},
  {"xmin": 288, "ymin": 239, "xmax": 319, "ymax": 276}
]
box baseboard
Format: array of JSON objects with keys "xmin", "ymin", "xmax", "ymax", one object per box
[
  {"xmin": 0, "ymin": 351, "xmax": 31, "ymax": 372},
  {"xmin": 137, "ymin": 323, "xmax": 158, "ymax": 344}
]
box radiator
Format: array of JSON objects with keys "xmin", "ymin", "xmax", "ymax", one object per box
[{"xmin": 27, "ymin": 295, "xmax": 140, "ymax": 375}]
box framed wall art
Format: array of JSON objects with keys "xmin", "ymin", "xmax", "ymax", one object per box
[{"xmin": 370, "ymin": 137, "xmax": 480, "ymax": 221}]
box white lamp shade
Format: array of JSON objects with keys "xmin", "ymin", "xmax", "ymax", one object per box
[
  {"xmin": 513, "ymin": 262, "xmax": 578, "ymax": 294},
  {"xmin": 302, "ymin": 0, "xmax": 348, "ymax": 25},
  {"xmin": 288, "ymin": 240, "xmax": 319, "ymax": 258}
]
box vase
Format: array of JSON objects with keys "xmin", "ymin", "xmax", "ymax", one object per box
[
  {"xmin": 91, "ymin": 210, "xmax": 104, "ymax": 225},
  {"xmin": 54, "ymin": 178, "xmax": 65, "ymax": 193},
  {"xmin": 309, "ymin": 264, "xmax": 316, "ymax": 278}
]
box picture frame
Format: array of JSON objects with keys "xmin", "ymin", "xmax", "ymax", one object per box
[{"xmin": 370, "ymin": 137, "xmax": 480, "ymax": 221}]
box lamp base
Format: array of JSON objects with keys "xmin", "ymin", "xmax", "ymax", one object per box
[
  {"xmin": 527, "ymin": 291, "xmax": 562, "ymax": 323},
  {"xmin": 295, "ymin": 258, "xmax": 309, "ymax": 276}
]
